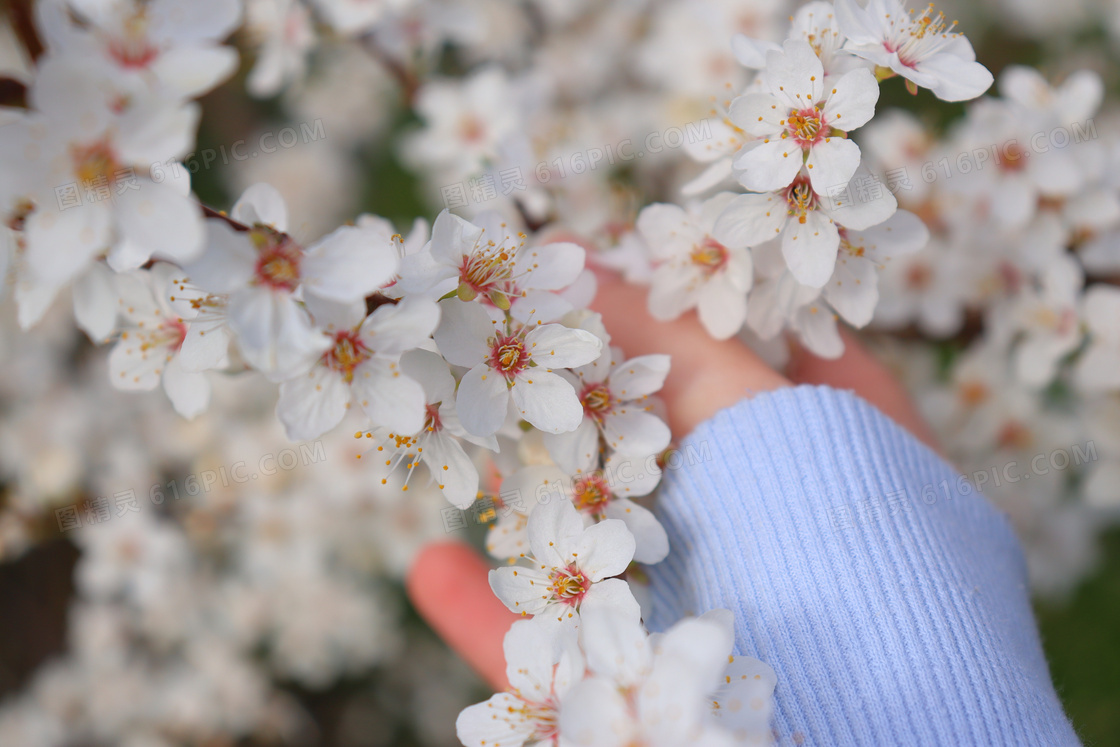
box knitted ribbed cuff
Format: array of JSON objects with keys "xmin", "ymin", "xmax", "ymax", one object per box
[{"xmin": 645, "ymin": 385, "xmax": 1080, "ymax": 746}]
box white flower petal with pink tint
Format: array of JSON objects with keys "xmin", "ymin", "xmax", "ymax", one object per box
[
  {"xmin": 713, "ymin": 193, "xmax": 787, "ymax": 247},
  {"xmin": 822, "ymin": 68, "xmax": 880, "ymax": 131},
  {"xmin": 516, "ymin": 241, "xmax": 586, "ymax": 291},
  {"xmin": 431, "ymin": 298, "xmax": 492, "ymax": 366},
  {"xmin": 149, "ymin": 45, "xmax": 239, "ymax": 99},
  {"xmin": 358, "ymin": 295, "xmax": 441, "ymax": 356},
  {"xmin": 23, "ymin": 201, "xmax": 113, "ymax": 286}
]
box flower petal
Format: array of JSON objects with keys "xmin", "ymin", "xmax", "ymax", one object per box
[
  {"xmin": 713, "ymin": 193, "xmax": 787, "ymax": 248},
  {"xmin": 276, "ymin": 365, "xmax": 350, "ymax": 441},
  {"xmin": 609, "ymin": 354, "xmax": 670, "ymax": 399},
  {"xmin": 727, "ymin": 93, "xmax": 785, "ymax": 137},
  {"xmin": 604, "ymin": 498, "xmax": 669, "ymax": 564},
  {"xmin": 455, "ymin": 693, "xmax": 536, "ymax": 747},
  {"xmin": 360, "ymin": 295, "xmax": 440, "ymax": 355},
  {"xmin": 432, "ymin": 298, "xmax": 492, "ymax": 367},
  {"xmin": 733, "ymin": 139, "xmax": 805, "ymax": 193},
  {"xmin": 115, "ymin": 180, "xmax": 204, "ymax": 266},
  {"xmin": 302, "ymin": 224, "xmax": 400, "ymax": 302},
  {"xmin": 231, "ymin": 183, "xmax": 288, "ymax": 230},
  {"xmin": 525, "ymin": 324, "xmax": 603, "ymax": 369},
  {"xmin": 575, "ymin": 520, "xmax": 635, "ymax": 581},
  {"xmin": 489, "ymin": 566, "xmax": 551, "ymax": 617},
  {"xmin": 456, "ymin": 364, "xmax": 510, "ymax": 437},
  {"xmin": 782, "ymin": 209, "xmax": 839, "ymax": 287},
  {"xmin": 511, "ymin": 370, "xmax": 583, "ymax": 434},
  {"xmin": 918, "ymin": 53, "xmax": 993, "ymax": 102},
  {"xmin": 806, "ymin": 137, "xmax": 862, "ymax": 197},
  {"xmin": 516, "ymin": 241, "xmax": 585, "ymax": 291},
  {"xmin": 764, "ymin": 40, "xmax": 824, "ymax": 108},
  {"xmin": 603, "ymin": 409, "xmax": 671, "ymax": 458},
  {"xmin": 543, "ymin": 419, "xmax": 601, "ymax": 475},
  {"xmin": 351, "ymin": 359, "xmax": 427, "ymax": 435},
  {"xmin": 697, "ymin": 275, "xmax": 748, "ymax": 339},
  {"xmin": 822, "ymin": 68, "xmax": 879, "ymax": 131},
  {"xmin": 162, "ymin": 355, "xmax": 211, "ymax": 419}
]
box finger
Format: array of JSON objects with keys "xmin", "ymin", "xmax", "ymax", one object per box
[
  {"xmin": 590, "ymin": 268, "xmax": 789, "ymax": 439},
  {"xmin": 786, "ymin": 329, "xmax": 941, "ymax": 453},
  {"xmin": 406, "ymin": 542, "xmax": 517, "ymax": 690}
]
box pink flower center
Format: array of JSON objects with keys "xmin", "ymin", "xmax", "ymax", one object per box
[
  {"xmin": 689, "ymin": 236, "xmax": 730, "ymax": 274},
  {"xmin": 883, "ymin": 3, "xmax": 960, "ymax": 68},
  {"xmin": 548, "ymin": 565, "xmax": 591, "ymax": 605},
  {"xmin": 459, "ymin": 246, "xmax": 514, "ymax": 295},
  {"xmin": 999, "ymin": 141, "xmax": 1028, "ymax": 172},
  {"xmin": 958, "ymin": 381, "xmax": 989, "ymax": 407},
  {"xmin": 251, "ymin": 227, "xmax": 303, "ymax": 292},
  {"xmin": 787, "ymin": 107, "xmax": 825, "ymax": 147},
  {"xmin": 785, "ymin": 176, "xmax": 818, "ymax": 223},
  {"xmin": 459, "ymin": 114, "xmax": 486, "ymax": 144},
  {"xmin": 424, "ymin": 403, "xmax": 442, "ymax": 433},
  {"xmin": 130, "ymin": 317, "xmax": 187, "ymax": 355},
  {"xmin": 580, "ymin": 382, "xmax": 614, "ymax": 420},
  {"xmin": 71, "ymin": 139, "xmax": 121, "ymax": 190},
  {"xmin": 165, "ymin": 319, "xmax": 188, "ymax": 351},
  {"xmin": 323, "ymin": 330, "xmax": 370, "ymax": 382},
  {"xmin": 996, "ymin": 420, "xmax": 1033, "ymax": 450},
  {"xmin": 906, "ymin": 263, "xmax": 933, "ymax": 290},
  {"xmin": 572, "ymin": 474, "xmax": 612, "ymax": 514},
  {"xmin": 107, "ymin": 11, "xmax": 160, "ymax": 69},
  {"xmin": 488, "ymin": 334, "xmax": 530, "ymax": 378},
  {"xmin": 508, "ymin": 697, "xmax": 560, "ymax": 742}
]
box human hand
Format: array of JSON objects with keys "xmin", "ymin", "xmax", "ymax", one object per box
[{"xmin": 406, "ymin": 269, "xmax": 937, "ymax": 690}]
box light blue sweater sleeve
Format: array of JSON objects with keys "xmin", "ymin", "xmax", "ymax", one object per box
[{"xmin": 644, "ymin": 385, "xmax": 1081, "ymax": 746}]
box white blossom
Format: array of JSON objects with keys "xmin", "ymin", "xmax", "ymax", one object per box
[
  {"xmin": 835, "ymin": 0, "xmax": 993, "ymax": 101},
  {"xmin": 434, "ymin": 298, "xmax": 602, "ymax": 437},
  {"xmin": 489, "ymin": 496, "xmax": 637, "ymax": 623}
]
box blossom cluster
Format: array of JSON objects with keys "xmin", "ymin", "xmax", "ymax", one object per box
[{"xmin": 0, "ymin": 0, "xmax": 1118, "ymax": 744}]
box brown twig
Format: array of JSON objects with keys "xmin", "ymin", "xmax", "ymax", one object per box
[{"xmin": 2, "ymin": 0, "xmax": 45, "ymax": 62}]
